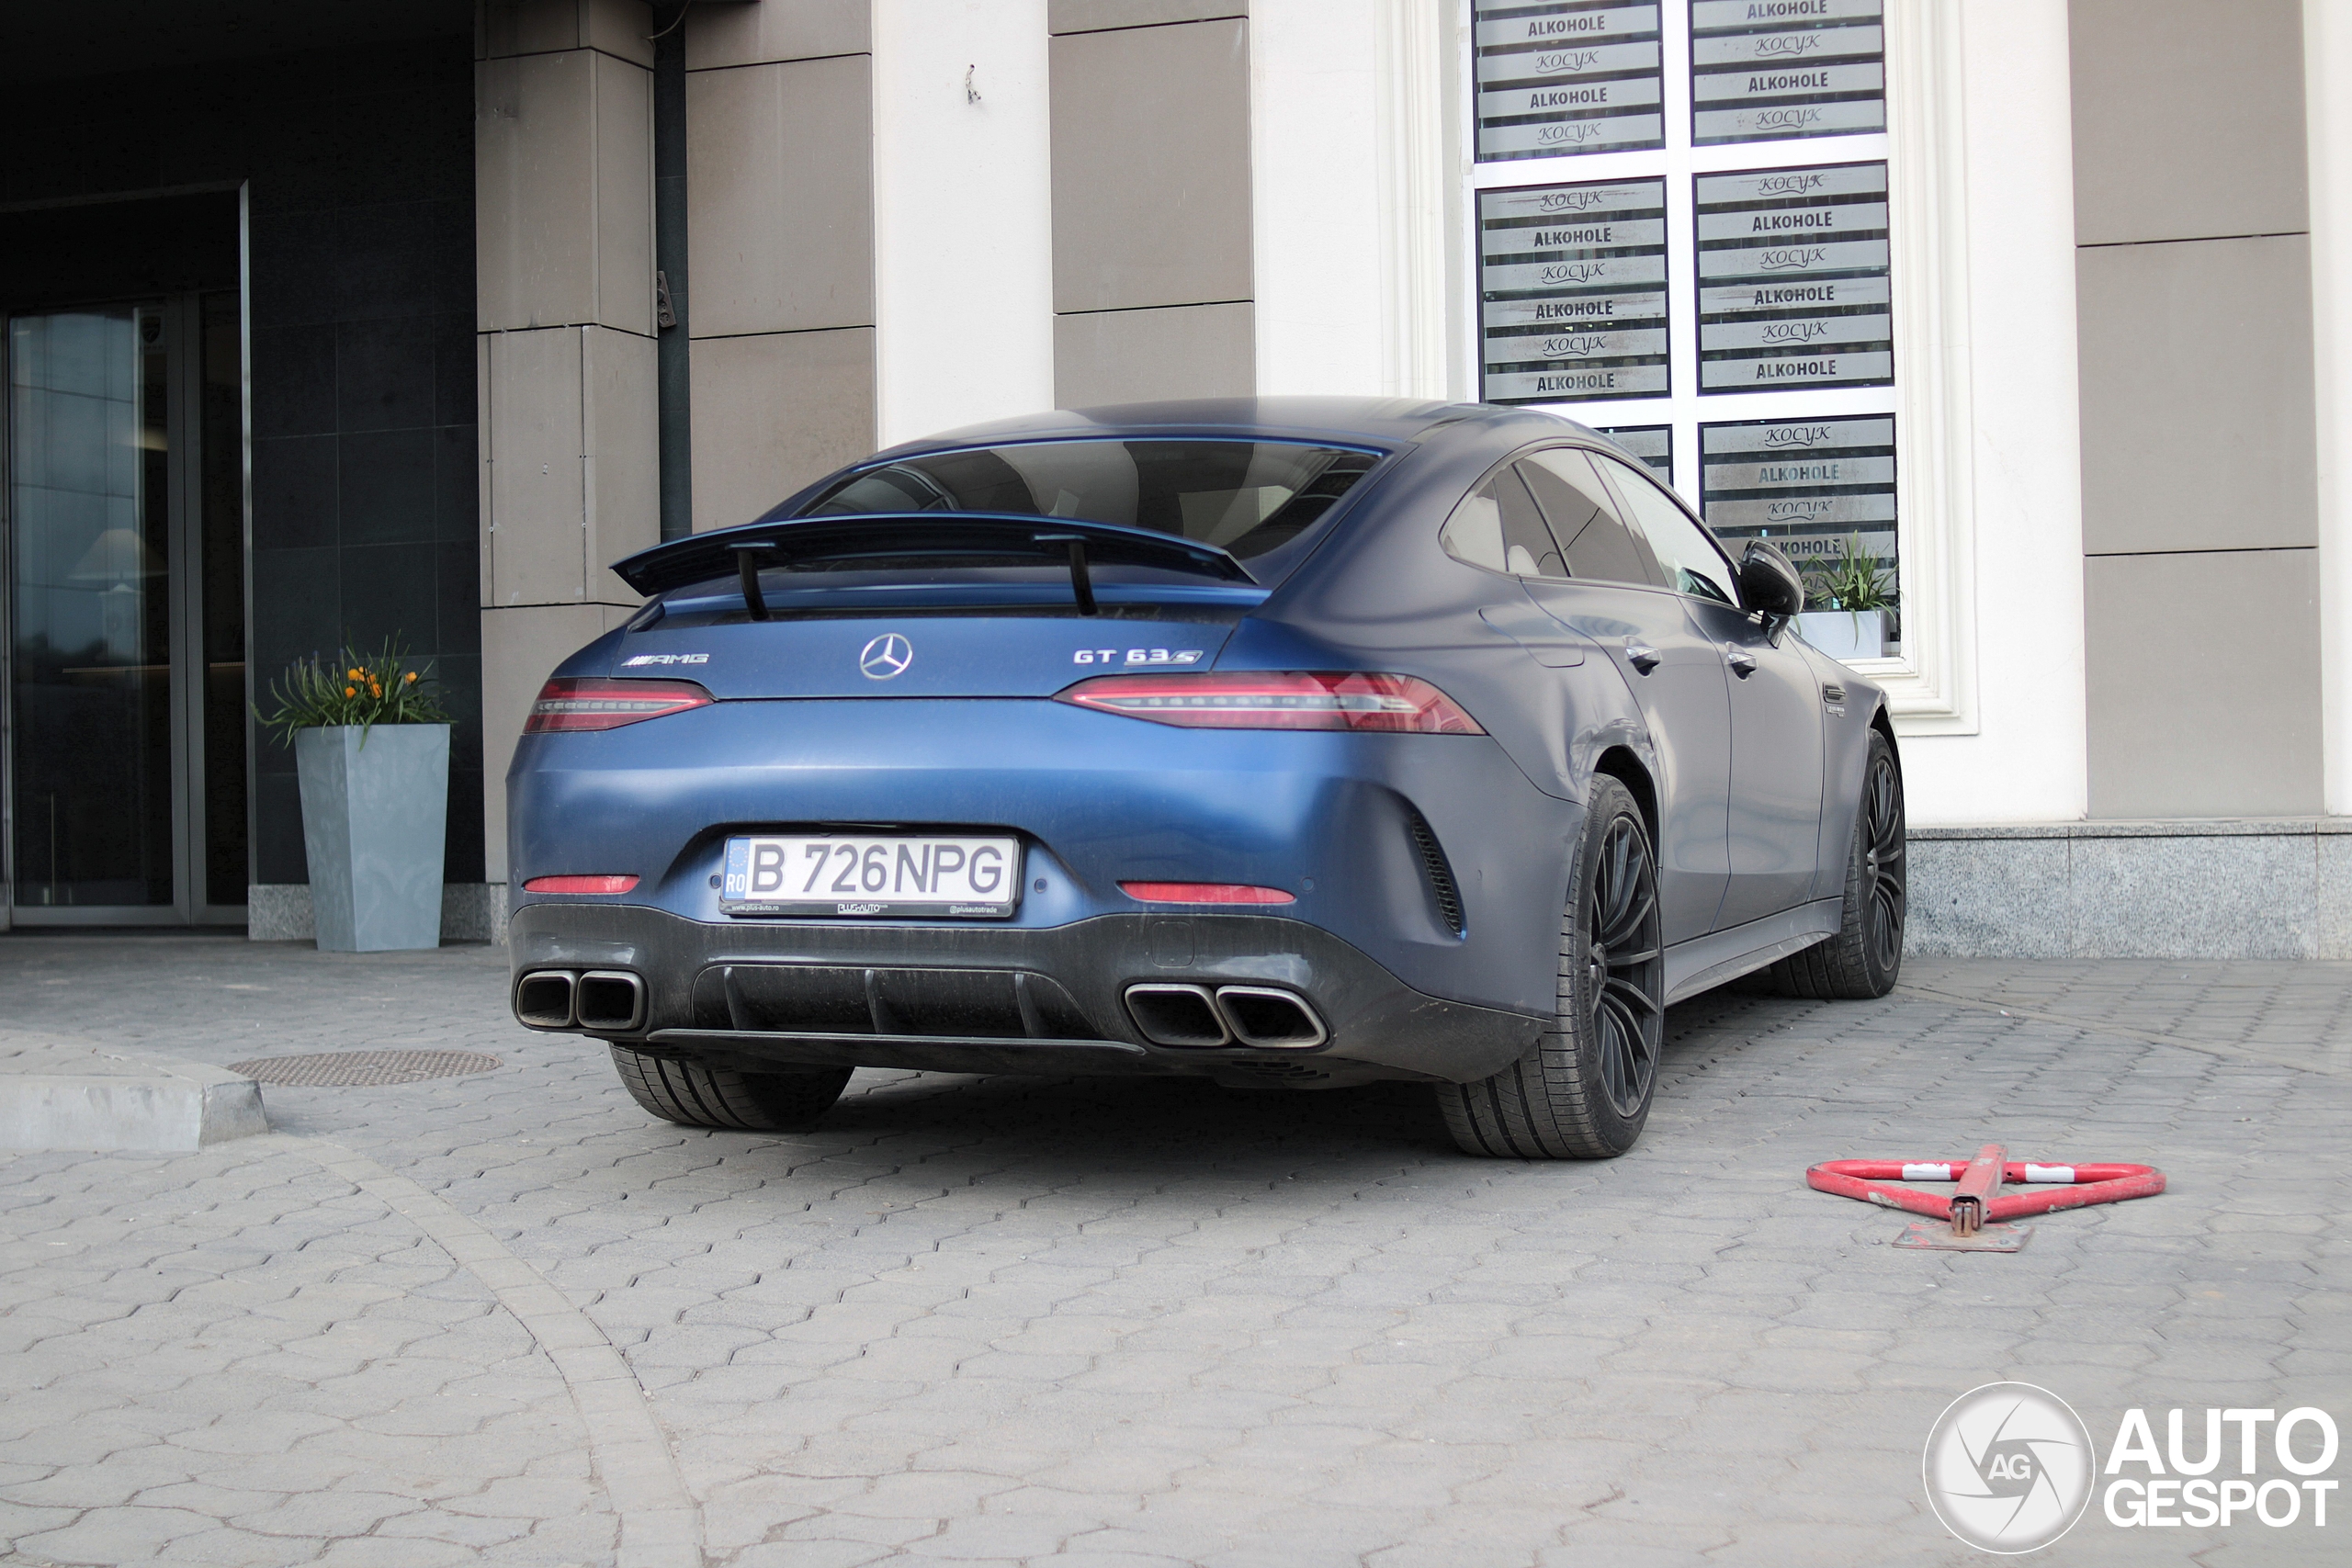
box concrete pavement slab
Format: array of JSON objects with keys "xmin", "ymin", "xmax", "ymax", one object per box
[{"xmin": 1, "ymin": 938, "xmax": 2347, "ymax": 1564}]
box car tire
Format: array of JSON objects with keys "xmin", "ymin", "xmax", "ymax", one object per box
[
  {"xmin": 1758, "ymin": 728, "xmax": 1905, "ymax": 999},
  {"xmin": 1438, "ymin": 775, "xmax": 1665, "ymax": 1159},
  {"xmin": 608, "ymin": 1045, "xmax": 853, "ymax": 1131}
]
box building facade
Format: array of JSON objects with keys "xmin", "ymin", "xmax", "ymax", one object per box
[{"xmin": 1, "ymin": 0, "xmax": 2346, "ymax": 957}]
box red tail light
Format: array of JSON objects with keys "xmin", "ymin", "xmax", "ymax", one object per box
[
  {"xmin": 525, "ymin": 678, "xmax": 712, "ymax": 733},
  {"xmin": 1057, "ymin": 671, "xmax": 1485, "ymax": 733},
  {"xmin": 522, "ymin": 874, "xmax": 640, "ymax": 895},
  {"xmin": 1120, "ymin": 882, "xmax": 1295, "ymax": 905}
]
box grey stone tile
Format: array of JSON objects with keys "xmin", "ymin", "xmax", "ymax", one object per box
[{"xmin": 2, "ymin": 939, "xmax": 2349, "ymax": 1565}]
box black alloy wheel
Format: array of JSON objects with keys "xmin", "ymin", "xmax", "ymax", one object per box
[
  {"xmin": 1860, "ymin": 741, "xmax": 1906, "ymax": 974},
  {"xmin": 1440, "ymin": 775, "xmax": 1667, "ymax": 1158},
  {"xmin": 1589, "ymin": 812, "xmax": 1665, "ymax": 1118},
  {"xmin": 1755, "ymin": 728, "xmax": 1906, "ymax": 999}
]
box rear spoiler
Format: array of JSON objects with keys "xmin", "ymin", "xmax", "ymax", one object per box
[{"xmin": 612, "ymin": 513, "xmax": 1256, "ymax": 616}]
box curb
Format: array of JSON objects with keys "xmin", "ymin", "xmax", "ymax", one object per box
[{"xmin": 0, "ymin": 1032, "xmax": 269, "ymax": 1153}]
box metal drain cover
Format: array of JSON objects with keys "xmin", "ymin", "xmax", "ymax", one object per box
[{"xmin": 228, "ymin": 1050, "xmax": 502, "ymax": 1087}]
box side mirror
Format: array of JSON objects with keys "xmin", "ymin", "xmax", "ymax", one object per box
[{"xmin": 1737, "ymin": 539, "xmax": 1804, "ymax": 619}]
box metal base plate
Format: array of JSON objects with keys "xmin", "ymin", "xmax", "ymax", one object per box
[{"xmin": 1894, "ymin": 1219, "xmax": 2032, "ymax": 1252}]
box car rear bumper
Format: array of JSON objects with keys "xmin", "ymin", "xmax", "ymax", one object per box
[{"xmin": 509, "ymin": 902, "xmax": 1544, "ymax": 1089}]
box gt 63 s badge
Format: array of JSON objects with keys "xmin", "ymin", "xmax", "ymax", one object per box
[{"xmin": 1071, "ymin": 648, "xmax": 1204, "ymax": 665}]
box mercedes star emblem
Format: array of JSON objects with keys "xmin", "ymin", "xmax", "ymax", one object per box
[{"xmin": 858, "ymin": 633, "xmax": 913, "ymax": 680}]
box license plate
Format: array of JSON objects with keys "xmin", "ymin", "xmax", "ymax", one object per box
[{"xmin": 720, "ymin": 834, "xmax": 1023, "ymax": 918}]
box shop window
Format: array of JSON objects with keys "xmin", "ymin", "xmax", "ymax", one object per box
[{"xmin": 1467, "ymin": 0, "xmax": 1912, "ymax": 667}]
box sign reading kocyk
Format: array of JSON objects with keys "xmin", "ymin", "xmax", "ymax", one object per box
[
  {"xmin": 1479, "ymin": 177, "xmax": 1670, "ymax": 403},
  {"xmin": 1473, "ymin": 0, "xmax": 1664, "ymax": 161}
]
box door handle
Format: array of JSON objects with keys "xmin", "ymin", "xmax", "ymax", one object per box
[
  {"xmin": 1624, "ymin": 641, "xmax": 1661, "ymax": 674},
  {"xmin": 1725, "ymin": 646, "xmax": 1758, "ymax": 679}
]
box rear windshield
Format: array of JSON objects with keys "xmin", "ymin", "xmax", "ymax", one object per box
[{"xmin": 800, "ymin": 439, "xmax": 1381, "ymax": 564}]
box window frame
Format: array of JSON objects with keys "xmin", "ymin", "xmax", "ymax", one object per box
[
  {"xmin": 1515, "ymin": 444, "xmax": 1667, "ymax": 590},
  {"xmin": 1440, "ymin": 440, "xmax": 1714, "ymax": 595},
  {"xmin": 1589, "ymin": 446, "xmax": 1743, "ymax": 609}
]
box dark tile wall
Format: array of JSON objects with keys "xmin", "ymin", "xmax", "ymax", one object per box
[{"xmin": 0, "ymin": 38, "xmax": 483, "ymax": 887}]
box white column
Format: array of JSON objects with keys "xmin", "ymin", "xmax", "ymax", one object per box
[
  {"xmin": 1250, "ymin": 0, "xmax": 1379, "ymax": 395},
  {"xmin": 870, "ymin": 0, "xmax": 1054, "ymax": 444},
  {"xmin": 1898, "ymin": 0, "xmax": 2087, "ymax": 825},
  {"xmin": 2311, "ymin": 0, "xmax": 2352, "ymax": 815}
]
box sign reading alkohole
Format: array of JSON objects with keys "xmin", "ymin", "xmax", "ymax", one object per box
[
  {"xmin": 1479, "ymin": 177, "xmax": 1670, "ymax": 404},
  {"xmin": 1690, "ymin": 0, "xmax": 1885, "ymax": 145},
  {"xmin": 1473, "ymin": 1, "xmax": 1665, "ymax": 161},
  {"xmin": 1695, "ymin": 160, "xmax": 1891, "ymax": 391},
  {"xmin": 1699, "ymin": 414, "xmax": 1895, "ymax": 583}
]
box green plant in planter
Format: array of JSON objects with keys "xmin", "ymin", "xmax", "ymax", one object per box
[
  {"xmin": 256, "ymin": 641, "xmax": 450, "ymax": 746},
  {"xmin": 1804, "ymin": 535, "xmax": 1897, "ymax": 614}
]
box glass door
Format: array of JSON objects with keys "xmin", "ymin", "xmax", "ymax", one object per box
[{"xmin": 4, "ymin": 294, "xmax": 246, "ymax": 925}]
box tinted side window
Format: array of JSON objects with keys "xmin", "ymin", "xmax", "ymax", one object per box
[
  {"xmin": 1596, "ymin": 456, "xmax": 1738, "ymax": 606},
  {"xmin": 1440, "ymin": 465, "xmax": 1567, "ymax": 578},
  {"xmin": 1517, "ymin": 449, "xmax": 1661, "ymax": 587}
]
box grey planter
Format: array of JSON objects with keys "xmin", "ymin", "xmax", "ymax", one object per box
[
  {"xmin": 1795, "ymin": 608, "xmax": 1894, "ymax": 662},
  {"xmin": 293, "ymin": 724, "xmax": 450, "ymax": 953}
]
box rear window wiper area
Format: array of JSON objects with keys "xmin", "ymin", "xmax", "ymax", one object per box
[{"xmin": 613, "ymin": 513, "xmax": 1258, "ymax": 622}]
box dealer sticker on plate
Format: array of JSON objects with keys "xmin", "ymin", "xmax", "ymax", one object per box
[{"xmin": 720, "ymin": 834, "xmax": 1023, "ymax": 919}]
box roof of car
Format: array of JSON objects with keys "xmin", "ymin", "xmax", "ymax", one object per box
[{"xmin": 870, "ymin": 396, "xmax": 1589, "ymax": 458}]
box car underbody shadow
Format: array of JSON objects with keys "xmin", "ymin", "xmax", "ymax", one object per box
[{"xmin": 757, "ymin": 986, "xmax": 1826, "ymax": 1169}]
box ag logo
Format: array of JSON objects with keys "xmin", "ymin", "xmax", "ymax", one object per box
[
  {"xmin": 858, "ymin": 633, "xmax": 912, "ymax": 681},
  {"xmin": 1924, "ymin": 1382, "xmax": 2097, "ymax": 1553}
]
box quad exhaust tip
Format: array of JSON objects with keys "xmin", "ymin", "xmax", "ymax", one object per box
[
  {"xmin": 515, "ymin": 970, "xmax": 576, "ymax": 1030},
  {"xmin": 1124, "ymin": 983, "xmax": 1229, "ymax": 1047},
  {"xmin": 514, "ymin": 968, "xmax": 646, "ymax": 1032},
  {"xmin": 1123, "ymin": 983, "xmax": 1327, "ymax": 1050},
  {"xmin": 575, "ymin": 970, "xmax": 647, "ymax": 1032},
  {"xmin": 1213, "ymin": 986, "xmax": 1329, "ymax": 1048}
]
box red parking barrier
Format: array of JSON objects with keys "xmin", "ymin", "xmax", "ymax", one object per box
[{"xmin": 1808, "ymin": 1143, "xmax": 2164, "ymax": 1250}]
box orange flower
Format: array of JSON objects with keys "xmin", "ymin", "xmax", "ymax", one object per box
[
  {"xmin": 347, "ymin": 668, "xmax": 363, "ymax": 680},
  {"xmin": 345, "ymin": 685, "xmax": 356, "ymax": 697},
  {"xmin": 404, "ymin": 671, "xmax": 418, "ymax": 685}
]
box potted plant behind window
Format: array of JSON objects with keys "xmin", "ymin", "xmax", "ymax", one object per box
[
  {"xmin": 258, "ymin": 644, "xmax": 452, "ymax": 952},
  {"xmin": 1794, "ymin": 535, "xmax": 1899, "ymax": 662}
]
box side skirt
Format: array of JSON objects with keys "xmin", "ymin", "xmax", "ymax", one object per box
[{"xmin": 1662, "ymin": 898, "xmax": 1842, "ymax": 1005}]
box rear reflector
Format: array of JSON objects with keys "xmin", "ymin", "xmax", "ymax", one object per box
[
  {"xmin": 523, "ymin": 874, "xmax": 640, "ymax": 895},
  {"xmin": 1057, "ymin": 671, "xmax": 1484, "ymax": 733},
  {"xmin": 1120, "ymin": 882, "xmax": 1295, "ymax": 905},
  {"xmin": 525, "ymin": 678, "xmax": 712, "ymax": 733}
]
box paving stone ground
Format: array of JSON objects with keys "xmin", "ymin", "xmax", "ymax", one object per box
[{"xmin": 2, "ymin": 935, "xmax": 2346, "ymax": 1567}]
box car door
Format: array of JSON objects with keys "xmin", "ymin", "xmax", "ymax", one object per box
[
  {"xmin": 1511, "ymin": 447, "xmax": 1731, "ymax": 949},
  {"xmin": 1592, "ymin": 453, "xmax": 1825, "ymax": 931}
]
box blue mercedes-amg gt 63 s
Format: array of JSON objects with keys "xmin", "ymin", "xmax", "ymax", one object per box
[{"xmin": 507, "ymin": 397, "xmax": 1905, "ymax": 1158}]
